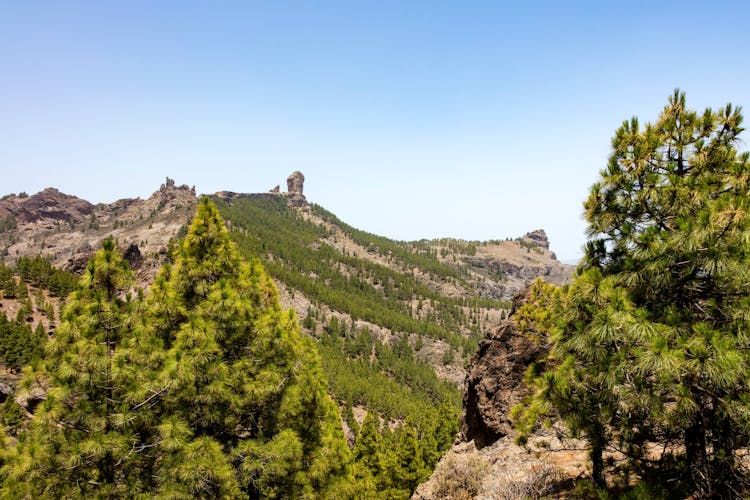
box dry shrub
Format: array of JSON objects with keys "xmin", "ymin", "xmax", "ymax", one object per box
[
  {"xmin": 495, "ymin": 463, "xmax": 562, "ymax": 500},
  {"xmin": 432, "ymin": 454, "xmax": 488, "ymax": 499}
]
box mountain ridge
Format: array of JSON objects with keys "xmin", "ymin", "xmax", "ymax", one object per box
[{"xmin": 0, "ymin": 173, "xmax": 572, "ymax": 302}]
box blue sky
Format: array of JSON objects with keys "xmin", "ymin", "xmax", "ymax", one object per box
[{"xmin": 1, "ymin": 1, "xmax": 748, "ymax": 261}]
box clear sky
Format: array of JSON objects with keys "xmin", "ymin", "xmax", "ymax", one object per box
[{"xmin": 1, "ymin": 1, "xmax": 748, "ymax": 261}]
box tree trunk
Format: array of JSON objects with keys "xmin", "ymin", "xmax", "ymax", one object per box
[
  {"xmin": 590, "ymin": 424, "xmax": 606, "ymax": 488},
  {"xmin": 710, "ymin": 407, "xmax": 736, "ymax": 499},
  {"xmin": 685, "ymin": 415, "xmax": 710, "ymax": 497}
]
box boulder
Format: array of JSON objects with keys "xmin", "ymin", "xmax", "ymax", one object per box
[{"xmin": 286, "ymin": 171, "xmax": 308, "ymax": 207}]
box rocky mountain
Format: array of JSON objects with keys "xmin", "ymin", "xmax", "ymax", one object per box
[
  {"xmin": 0, "ymin": 171, "xmax": 573, "ymax": 388},
  {"xmin": 0, "ymin": 172, "xmax": 571, "ymax": 303},
  {"xmin": 0, "ymin": 178, "xmax": 197, "ymax": 284}
]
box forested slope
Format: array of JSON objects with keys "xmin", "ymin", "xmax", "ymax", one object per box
[
  {"xmin": 0, "ymin": 180, "xmax": 570, "ymax": 498},
  {"xmin": 211, "ymin": 193, "xmax": 570, "ymax": 496}
]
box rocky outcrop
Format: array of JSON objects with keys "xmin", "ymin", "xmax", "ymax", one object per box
[
  {"xmin": 460, "ymin": 296, "xmax": 547, "ymax": 448},
  {"xmin": 414, "ymin": 289, "xmax": 582, "ymax": 499},
  {"xmin": 218, "ymin": 172, "xmax": 309, "ymax": 208},
  {"xmin": 286, "ymin": 171, "xmax": 308, "ymax": 207},
  {"xmin": 463, "ymin": 252, "xmax": 571, "ymax": 301},
  {"xmin": 123, "ymin": 243, "xmax": 143, "ymax": 270},
  {"xmin": 521, "ymin": 229, "xmax": 550, "ymax": 250},
  {"xmin": 286, "ymin": 171, "xmax": 305, "ymax": 194},
  {"xmin": 0, "ymin": 188, "xmax": 93, "ymax": 226},
  {"xmin": 0, "ymin": 180, "xmax": 198, "ymax": 287},
  {"xmin": 413, "ymin": 437, "xmax": 568, "ymax": 500}
]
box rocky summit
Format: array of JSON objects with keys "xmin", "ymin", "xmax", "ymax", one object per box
[{"xmin": 0, "ymin": 178, "xmax": 197, "ymax": 285}]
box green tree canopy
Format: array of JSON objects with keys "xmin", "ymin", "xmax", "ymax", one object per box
[
  {"xmin": 514, "ymin": 91, "xmax": 750, "ymax": 497},
  {"xmin": 3, "ymin": 200, "xmax": 356, "ymax": 498},
  {"xmin": 135, "ymin": 198, "xmax": 354, "ymax": 498},
  {"xmin": 3, "ymin": 237, "xmax": 141, "ymax": 497}
]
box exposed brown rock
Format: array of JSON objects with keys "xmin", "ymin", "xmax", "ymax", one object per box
[
  {"xmin": 522, "ymin": 229, "xmax": 550, "ymax": 249},
  {"xmin": 463, "ymin": 252, "xmax": 570, "ymax": 301},
  {"xmin": 460, "ymin": 289, "xmax": 548, "ymax": 448},
  {"xmin": 414, "ymin": 287, "xmax": 581, "ymax": 498},
  {"xmin": 0, "ymin": 181, "xmax": 198, "ymax": 288},
  {"xmin": 413, "ymin": 437, "xmax": 575, "ymax": 500},
  {"xmin": 123, "ymin": 243, "xmax": 143, "ymax": 270},
  {"xmin": 286, "ymin": 171, "xmax": 308, "ymax": 208},
  {"xmin": 0, "ymin": 188, "xmax": 93, "ymax": 226},
  {"xmin": 286, "ymin": 171, "xmax": 305, "ymax": 194}
]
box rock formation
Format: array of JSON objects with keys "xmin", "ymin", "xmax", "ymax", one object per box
[
  {"xmin": 0, "ymin": 188, "xmax": 93, "ymax": 226},
  {"xmin": 460, "ymin": 287, "xmax": 548, "ymax": 448},
  {"xmin": 0, "ymin": 180, "xmax": 197, "ymax": 287},
  {"xmin": 286, "ymin": 171, "xmax": 308, "ymax": 207},
  {"xmin": 286, "ymin": 171, "xmax": 304, "ymax": 194},
  {"xmin": 414, "ymin": 288, "xmax": 582, "ymax": 499},
  {"xmin": 522, "ymin": 229, "xmax": 550, "ymax": 249}
]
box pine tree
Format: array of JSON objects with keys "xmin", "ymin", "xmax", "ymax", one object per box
[
  {"xmin": 33, "ymin": 286, "xmax": 45, "ymax": 311},
  {"xmin": 2, "ymin": 238, "xmax": 142, "ymax": 497},
  {"xmin": 2, "ymin": 277, "xmax": 15, "ymax": 299},
  {"xmin": 379, "ymin": 420, "xmax": 428, "ymax": 499},
  {"xmin": 514, "ymin": 91, "xmax": 750, "ymax": 496},
  {"xmin": 354, "ymin": 411, "xmax": 382, "ymax": 476},
  {"xmin": 133, "ymin": 198, "xmax": 354, "ymax": 498}
]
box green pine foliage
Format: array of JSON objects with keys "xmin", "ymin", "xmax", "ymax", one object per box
[
  {"xmin": 14, "ymin": 255, "xmax": 77, "ymax": 298},
  {"xmin": 213, "ymin": 195, "xmax": 501, "ymax": 352},
  {"xmin": 1, "ymin": 279, "xmax": 15, "ymax": 299},
  {"xmin": 351, "ymin": 406, "xmax": 457, "ymax": 499},
  {"xmin": 318, "ymin": 322, "xmax": 460, "ymax": 420},
  {"xmin": 310, "ymin": 204, "xmax": 465, "ymax": 281},
  {"xmin": 3, "ymin": 201, "xmax": 357, "ymax": 498},
  {"xmin": 3, "ymin": 237, "xmax": 141, "ymax": 497},
  {"xmin": 213, "ymin": 195, "xmax": 470, "ymax": 497},
  {"xmin": 513, "ymin": 91, "xmax": 750, "ymax": 496},
  {"xmin": 0, "ymin": 314, "xmax": 46, "ymax": 371},
  {"xmin": 0, "ymin": 263, "xmax": 14, "ymax": 297},
  {"xmin": 132, "ymin": 198, "xmax": 355, "ymax": 498}
]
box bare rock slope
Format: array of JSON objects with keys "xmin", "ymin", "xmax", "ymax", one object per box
[{"xmin": 0, "ymin": 179, "xmax": 197, "ymax": 286}]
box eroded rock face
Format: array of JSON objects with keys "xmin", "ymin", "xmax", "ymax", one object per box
[
  {"xmin": 0, "ymin": 188, "xmax": 94, "ymax": 226},
  {"xmin": 522, "ymin": 229, "xmax": 550, "ymax": 249},
  {"xmin": 0, "ymin": 181, "xmax": 198, "ymax": 287},
  {"xmin": 286, "ymin": 171, "xmax": 305, "ymax": 195},
  {"xmin": 123, "ymin": 243, "xmax": 143, "ymax": 270},
  {"xmin": 286, "ymin": 171, "xmax": 308, "ymax": 207},
  {"xmin": 460, "ymin": 289, "xmax": 548, "ymax": 448}
]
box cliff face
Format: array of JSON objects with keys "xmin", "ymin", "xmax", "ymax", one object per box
[{"xmin": 0, "ymin": 188, "xmax": 94, "ymax": 226}]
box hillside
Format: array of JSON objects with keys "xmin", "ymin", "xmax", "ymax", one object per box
[
  {"xmin": 0, "ymin": 178, "xmax": 197, "ymax": 284},
  {"xmin": 0, "ymin": 171, "xmax": 572, "ymax": 403},
  {"xmin": 0, "ymin": 172, "xmax": 572, "ymax": 497}
]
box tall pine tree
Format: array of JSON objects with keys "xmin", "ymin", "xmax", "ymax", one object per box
[
  {"xmin": 133, "ymin": 198, "xmax": 354, "ymax": 498},
  {"xmin": 2, "ymin": 237, "xmax": 142, "ymax": 497},
  {"xmin": 514, "ymin": 91, "xmax": 750, "ymax": 496}
]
